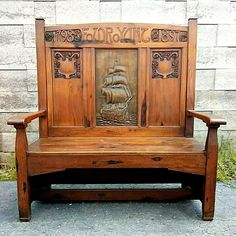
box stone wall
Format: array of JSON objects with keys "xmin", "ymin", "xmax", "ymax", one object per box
[{"xmin": 0, "ymin": 0, "xmax": 236, "ymax": 160}]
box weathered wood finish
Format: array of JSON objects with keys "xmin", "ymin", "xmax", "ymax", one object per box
[{"xmin": 7, "ymin": 18, "xmax": 227, "ymax": 221}]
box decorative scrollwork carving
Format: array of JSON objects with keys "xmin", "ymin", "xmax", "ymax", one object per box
[
  {"xmin": 54, "ymin": 51, "xmax": 81, "ymax": 79},
  {"xmin": 45, "ymin": 29, "xmax": 82, "ymax": 42},
  {"xmin": 151, "ymin": 29, "xmax": 187, "ymax": 42},
  {"xmin": 152, "ymin": 50, "xmax": 180, "ymax": 79}
]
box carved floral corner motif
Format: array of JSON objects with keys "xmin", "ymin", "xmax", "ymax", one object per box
[
  {"xmin": 152, "ymin": 50, "xmax": 180, "ymax": 79},
  {"xmin": 54, "ymin": 51, "xmax": 81, "ymax": 79}
]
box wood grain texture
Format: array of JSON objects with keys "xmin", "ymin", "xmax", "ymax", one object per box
[
  {"xmin": 187, "ymin": 110, "xmax": 226, "ymax": 126},
  {"xmin": 48, "ymin": 126, "xmax": 184, "ymax": 137},
  {"xmin": 185, "ymin": 18, "xmax": 197, "ymax": 137},
  {"xmin": 149, "ymin": 78, "xmax": 180, "ymax": 126},
  {"xmin": 7, "ymin": 110, "xmax": 46, "ymax": 126},
  {"xmin": 203, "ymin": 125, "xmax": 219, "ymax": 220},
  {"xmin": 28, "ymin": 153, "xmax": 205, "ymax": 176},
  {"xmin": 138, "ymin": 48, "xmax": 148, "ymax": 127},
  {"xmin": 27, "ymin": 137, "xmax": 204, "ymax": 155},
  {"xmin": 35, "ymin": 19, "xmax": 48, "ymax": 137},
  {"xmin": 15, "ymin": 127, "xmax": 31, "ymax": 221},
  {"xmin": 32, "ymin": 188, "xmax": 196, "ymax": 202},
  {"xmin": 51, "ymin": 49, "xmax": 83, "ymax": 126}
]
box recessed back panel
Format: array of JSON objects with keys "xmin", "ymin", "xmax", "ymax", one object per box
[{"xmin": 96, "ymin": 49, "xmax": 138, "ymax": 126}]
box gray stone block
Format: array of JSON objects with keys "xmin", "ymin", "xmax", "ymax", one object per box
[
  {"xmin": 35, "ymin": 1, "xmax": 56, "ymax": 25},
  {"xmin": 100, "ymin": 2, "xmax": 121, "ymax": 22},
  {"xmin": 217, "ymin": 25, "xmax": 236, "ymax": 47},
  {"xmin": 215, "ymin": 69, "xmax": 236, "ymax": 90},
  {"xmin": 0, "ymin": 133, "xmax": 15, "ymax": 152},
  {"xmin": 197, "ymin": 25, "xmax": 217, "ymax": 47},
  {"xmin": 231, "ymin": 2, "xmax": 236, "ymax": 24},
  {"xmin": 1, "ymin": 132, "xmax": 39, "ymax": 152},
  {"xmin": 213, "ymin": 110, "xmax": 236, "ymax": 131},
  {"xmin": 121, "ymin": 1, "xmax": 186, "ymax": 24},
  {"xmin": 0, "ymin": 152, "xmax": 14, "ymax": 168},
  {"xmin": 0, "ymin": 70, "xmax": 27, "ymax": 92},
  {"xmin": 0, "ymin": 25, "xmax": 24, "ymax": 47},
  {"xmin": 193, "ymin": 130, "xmax": 207, "ymax": 144},
  {"xmin": 0, "ymin": 92, "xmax": 38, "ymax": 112},
  {"xmin": 0, "ymin": 1, "xmax": 34, "ymax": 25},
  {"xmin": 0, "ymin": 46, "xmax": 36, "ymax": 70},
  {"xmin": 197, "ymin": 47, "xmax": 236, "ymax": 69},
  {"xmin": 27, "ymin": 69, "xmax": 38, "ymax": 92},
  {"xmin": 56, "ymin": 0, "xmax": 100, "ymax": 24},
  {"xmin": 196, "ymin": 90, "xmax": 236, "ymax": 110},
  {"xmin": 23, "ymin": 24, "xmax": 35, "ymax": 48},
  {"xmin": 187, "ymin": 0, "xmax": 232, "ymax": 24},
  {"xmin": 196, "ymin": 69, "xmax": 215, "ymax": 91}
]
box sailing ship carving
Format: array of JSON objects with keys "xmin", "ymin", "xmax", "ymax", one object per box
[{"xmin": 97, "ymin": 62, "xmax": 136, "ymax": 126}]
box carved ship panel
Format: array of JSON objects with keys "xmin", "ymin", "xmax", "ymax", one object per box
[{"xmin": 96, "ymin": 49, "xmax": 138, "ymax": 126}]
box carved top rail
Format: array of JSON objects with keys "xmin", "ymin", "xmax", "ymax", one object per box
[{"xmin": 44, "ymin": 23, "xmax": 188, "ymax": 48}]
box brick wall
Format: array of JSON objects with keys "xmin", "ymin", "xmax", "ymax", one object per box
[{"xmin": 0, "ymin": 0, "xmax": 236, "ymax": 158}]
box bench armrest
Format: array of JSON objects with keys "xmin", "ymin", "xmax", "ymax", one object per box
[
  {"xmin": 187, "ymin": 110, "xmax": 226, "ymax": 127},
  {"xmin": 7, "ymin": 110, "xmax": 47, "ymax": 127}
]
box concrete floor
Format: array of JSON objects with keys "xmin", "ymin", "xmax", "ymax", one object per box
[{"xmin": 0, "ymin": 182, "xmax": 235, "ymax": 236}]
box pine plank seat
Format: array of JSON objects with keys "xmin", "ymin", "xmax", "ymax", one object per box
[
  {"xmin": 7, "ymin": 18, "xmax": 226, "ymax": 221},
  {"xmin": 27, "ymin": 137, "xmax": 205, "ymax": 176}
]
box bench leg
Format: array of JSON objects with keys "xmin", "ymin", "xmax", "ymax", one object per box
[
  {"xmin": 202, "ymin": 176, "xmax": 217, "ymax": 221},
  {"xmin": 202, "ymin": 126, "xmax": 219, "ymax": 221},
  {"xmin": 15, "ymin": 127, "xmax": 31, "ymax": 222},
  {"xmin": 17, "ymin": 176, "xmax": 31, "ymax": 222}
]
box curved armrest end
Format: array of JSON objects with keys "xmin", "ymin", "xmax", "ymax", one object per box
[
  {"xmin": 7, "ymin": 110, "xmax": 47, "ymax": 127},
  {"xmin": 187, "ymin": 110, "xmax": 226, "ymax": 126}
]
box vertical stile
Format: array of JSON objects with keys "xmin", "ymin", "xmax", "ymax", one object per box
[
  {"xmin": 46, "ymin": 47, "xmax": 53, "ymax": 129},
  {"xmin": 179, "ymin": 47, "xmax": 187, "ymax": 127},
  {"xmin": 146, "ymin": 48, "xmax": 150, "ymax": 128},
  {"xmin": 35, "ymin": 19, "xmax": 48, "ymax": 137},
  {"xmin": 185, "ymin": 18, "xmax": 197, "ymax": 137},
  {"xmin": 138, "ymin": 48, "xmax": 147, "ymax": 128},
  {"xmin": 91, "ymin": 48, "xmax": 96, "ymax": 128}
]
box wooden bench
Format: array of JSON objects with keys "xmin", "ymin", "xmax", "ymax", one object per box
[{"xmin": 7, "ymin": 18, "xmax": 226, "ymax": 221}]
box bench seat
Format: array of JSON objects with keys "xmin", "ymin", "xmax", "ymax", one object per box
[
  {"xmin": 28, "ymin": 137, "xmax": 204, "ymax": 155},
  {"xmin": 27, "ymin": 137, "xmax": 206, "ymax": 177}
]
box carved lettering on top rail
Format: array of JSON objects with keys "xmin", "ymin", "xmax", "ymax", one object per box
[
  {"xmin": 45, "ymin": 27, "xmax": 187, "ymax": 44},
  {"xmin": 45, "ymin": 30, "xmax": 82, "ymax": 42},
  {"xmin": 152, "ymin": 50, "xmax": 180, "ymax": 79},
  {"xmin": 151, "ymin": 29, "xmax": 187, "ymax": 42},
  {"xmin": 54, "ymin": 51, "xmax": 81, "ymax": 79}
]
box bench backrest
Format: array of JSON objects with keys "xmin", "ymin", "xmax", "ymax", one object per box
[{"xmin": 36, "ymin": 19, "xmax": 197, "ymax": 137}]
